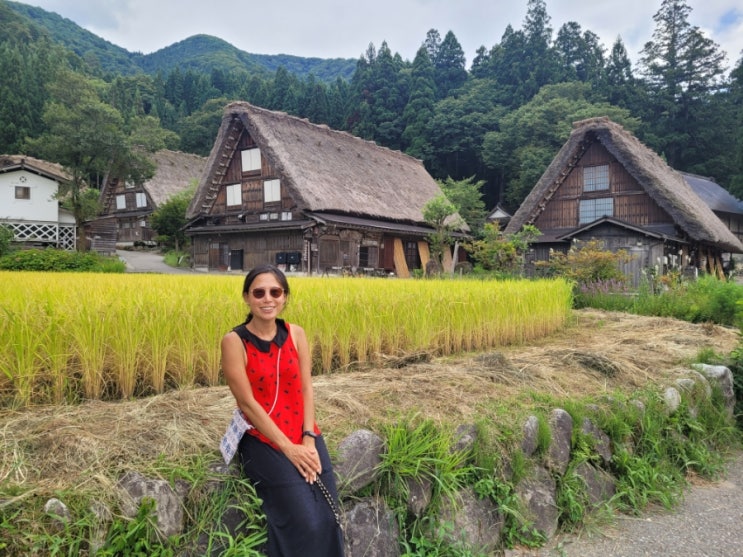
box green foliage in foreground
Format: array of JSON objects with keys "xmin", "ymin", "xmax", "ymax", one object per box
[
  {"xmin": 0, "ymin": 248, "xmax": 125, "ymax": 272},
  {"xmin": 0, "ymin": 457, "xmax": 267, "ymax": 556}
]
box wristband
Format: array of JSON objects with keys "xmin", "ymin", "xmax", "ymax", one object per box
[{"xmin": 302, "ymin": 430, "xmax": 318, "ymax": 439}]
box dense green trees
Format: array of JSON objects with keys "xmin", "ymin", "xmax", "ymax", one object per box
[
  {"xmin": 2, "ymin": 0, "xmax": 743, "ymax": 237},
  {"xmin": 25, "ymin": 71, "xmax": 158, "ymax": 249}
]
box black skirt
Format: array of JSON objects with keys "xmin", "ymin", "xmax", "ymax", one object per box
[{"xmin": 238, "ymin": 433, "xmax": 345, "ymax": 557}]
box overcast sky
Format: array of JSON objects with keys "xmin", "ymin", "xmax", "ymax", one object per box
[{"xmin": 17, "ymin": 0, "xmax": 743, "ymax": 71}]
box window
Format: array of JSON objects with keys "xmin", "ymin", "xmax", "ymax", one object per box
[
  {"xmin": 404, "ymin": 241, "xmax": 420, "ymax": 271},
  {"xmin": 264, "ymin": 179, "xmax": 281, "ymax": 203},
  {"xmin": 136, "ymin": 192, "xmax": 147, "ymax": 208},
  {"xmin": 359, "ymin": 246, "xmax": 378, "ymax": 268},
  {"xmin": 226, "ymin": 183, "xmax": 242, "ymax": 206},
  {"xmin": 124, "ymin": 180, "xmax": 135, "ymax": 189},
  {"xmin": 579, "ymin": 197, "xmax": 614, "ymax": 224},
  {"xmin": 259, "ymin": 213, "xmax": 269, "ymax": 221},
  {"xmin": 241, "ymin": 148, "xmax": 261, "ymax": 172},
  {"xmin": 583, "ymin": 165, "xmax": 610, "ymax": 192},
  {"xmin": 14, "ymin": 186, "xmax": 30, "ymax": 200},
  {"xmin": 281, "ymin": 211, "xmax": 292, "ymax": 221},
  {"xmin": 116, "ymin": 194, "xmax": 126, "ymax": 210}
]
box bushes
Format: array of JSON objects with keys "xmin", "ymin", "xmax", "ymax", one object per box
[{"xmin": 0, "ymin": 248, "xmax": 125, "ymax": 273}]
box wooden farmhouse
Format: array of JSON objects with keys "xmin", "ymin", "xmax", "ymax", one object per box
[
  {"xmin": 504, "ymin": 117, "xmax": 743, "ymax": 284},
  {"xmin": 185, "ymin": 102, "xmax": 464, "ymax": 276},
  {"xmin": 88, "ymin": 149, "xmax": 206, "ymax": 253},
  {"xmin": 0, "ymin": 155, "xmax": 76, "ymax": 250}
]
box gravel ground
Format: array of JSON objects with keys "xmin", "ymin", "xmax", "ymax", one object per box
[
  {"xmin": 509, "ymin": 451, "xmax": 743, "ymax": 557},
  {"xmin": 116, "ymin": 249, "xmax": 196, "ymax": 274}
]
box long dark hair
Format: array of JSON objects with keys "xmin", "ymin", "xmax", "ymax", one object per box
[{"xmin": 242, "ymin": 264, "xmax": 291, "ymax": 322}]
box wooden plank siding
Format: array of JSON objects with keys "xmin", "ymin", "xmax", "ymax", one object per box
[
  {"xmin": 192, "ymin": 231, "xmax": 304, "ymax": 271},
  {"xmin": 534, "ymin": 142, "xmax": 674, "ymax": 232}
]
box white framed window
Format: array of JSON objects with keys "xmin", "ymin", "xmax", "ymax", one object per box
[
  {"xmin": 226, "ymin": 183, "xmax": 242, "ymax": 206},
  {"xmin": 269, "ymin": 212, "xmax": 279, "ymax": 220},
  {"xmin": 281, "ymin": 211, "xmax": 292, "ymax": 221},
  {"xmin": 579, "ymin": 197, "xmax": 613, "ymax": 224},
  {"xmin": 583, "ymin": 165, "xmax": 610, "ymax": 192},
  {"xmin": 264, "ymin": 179, "xmax": 281, "ymax": 203},
  {"xmin": 136, "ymin": 192, "xmax": 147, "ymax": 208},
  {"xmin": 116, "ymin": 194, "xmax": 126, "ymax": 210},
  {"xmin": 259, "ymin": 213, "xmax": 269, "ymax": 221},
  {"xmin": 241, "ymin": 148, "xmax": 261, "ymax": 172}
]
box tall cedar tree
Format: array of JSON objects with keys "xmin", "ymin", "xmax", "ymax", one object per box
[
  {"xmin": 432, "ymin": 31, "xmax": 468, "ymax": 100},
  {"xmin": 639, "ymin": 0, "xmax": 727, "ymax": 170},
  {"xmin": 553, "ymin": 22, "xmax": 606, "ymax": 84},
  {"xmin": 402, "ymin": 46, "xmax": 436, "ymax": 161}
]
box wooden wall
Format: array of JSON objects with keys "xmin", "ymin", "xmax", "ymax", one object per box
[{"xmin": 534, "ymin": 142, "xmax": 674, "ymax": 232}]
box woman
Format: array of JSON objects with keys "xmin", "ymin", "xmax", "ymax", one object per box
[{"xmin": 221, "ymin": 265, "xmax": 344, "ymax": 557}]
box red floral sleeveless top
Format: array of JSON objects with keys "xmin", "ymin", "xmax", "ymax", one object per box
[{"xmin": 233, "ymin": 319, "xmax": 319, "ymax": 449}]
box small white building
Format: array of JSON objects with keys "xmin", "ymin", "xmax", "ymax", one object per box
[{"xmin": 0, "ymin": 155, "xmax": 76, "ymax": 250}]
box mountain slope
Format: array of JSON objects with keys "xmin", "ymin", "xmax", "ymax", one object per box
[
  {"xmin": 6, "ymin": 1, "xmax": 141, "ymax": 74},
  {"xmin": 5, "ymin": 1, "xmax": 356, "ymax": 81}
]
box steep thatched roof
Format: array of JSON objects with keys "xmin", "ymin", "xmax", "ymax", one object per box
[
  {"xmin": 187, "ymin": 102, "xmax": 448, "ymax": 224},
  {"xmin": 505, "ymin": 117, "xmax": 743, "ymax": 253},
  {"xmin": 143, "ymin": 150, "xmax": 206, "ymax": 207},
  {"xmin": 0, "ymin": 154, "xmax": 70, "ymax": 182}
]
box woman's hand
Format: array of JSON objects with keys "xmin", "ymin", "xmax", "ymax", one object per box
[{"xmin": 283, "ymin": 440, "xmax": 322, "ymax": 483}]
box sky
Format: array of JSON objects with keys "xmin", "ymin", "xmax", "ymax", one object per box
[{"xmin": 17, "ymin": 0, "xmax": 743, "ymax": 71}]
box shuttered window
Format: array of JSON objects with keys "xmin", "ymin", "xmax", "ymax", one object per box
[
  {"xmin": 241, "ymin": 148, "xmax": 261, "ymax": 172},
  {"xmin": 226, "ymin": 183, "xmax": 242, "ymax": 206},
  {"xmin": 264, "ymin": 179, "xmax": 280, "ymax": 203}
]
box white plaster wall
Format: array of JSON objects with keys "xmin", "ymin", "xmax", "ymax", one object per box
[{"xmin": 0, "ymin": 170, "xmax": 60, "ymax": 222}]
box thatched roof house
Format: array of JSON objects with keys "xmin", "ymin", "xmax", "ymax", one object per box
[
  {"xmin": 90, "ymin": 149, "xmax": 206, "ymax": 252},
  {"xmin": 504, "ymin": 117, "xmax": 743, "ymax": 281},
  {"xmin": 185, "ymin": 102, "xmax": 462, "ymax": 275}
]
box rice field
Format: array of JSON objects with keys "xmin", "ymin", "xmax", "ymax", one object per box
[{"xmin": 0, "ymin": 271, "xmax": 573, "ymax": 407}]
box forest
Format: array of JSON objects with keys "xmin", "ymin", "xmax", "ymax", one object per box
[{"xmin": 1, "ymin": 0, "xmax": 742, "ymax": 218}]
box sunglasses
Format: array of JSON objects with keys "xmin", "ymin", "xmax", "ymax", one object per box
[{"xmin": 250, "ymin": 287, "xmax": 284, "ymax": 299}]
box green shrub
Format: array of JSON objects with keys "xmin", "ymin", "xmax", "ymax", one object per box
[
  {"xmin": 0, "ymin": 225, "xmax": 14, "ymax": 257},
  {"xmin": 0, "ymin": 248, "xmax": 125, "ymax": 272},
  {"xmin": 537, "ymin": 239, "xmax": 631, "ymax": 285}
]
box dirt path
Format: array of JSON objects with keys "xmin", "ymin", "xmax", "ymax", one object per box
[{"xmin": 116, "ymin": 249, "xmax": 195, "ymax": 274}]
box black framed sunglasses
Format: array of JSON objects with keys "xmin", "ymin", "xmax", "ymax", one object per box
[{"xmin": 250, "ymin": 287, "xmax": 284, "ymax": 299}]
